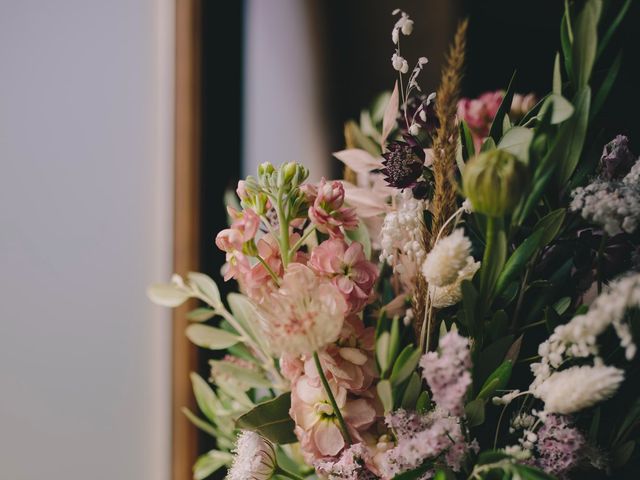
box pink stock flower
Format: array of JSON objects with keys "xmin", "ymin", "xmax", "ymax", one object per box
[
  {"xmin": 258, "ymin": 263, "xmax": 347, "ymax": 356},
  {"xmin": 420, "ymin": 331, "xmax": 472, "ymax": 417},
  {"xmin": 290, "ymin": 376, "xmax": 377, "ymax": 461},
  {"xmin": 221, "ymin": 251, "xmax": 251, "ymax": 282},
  {"xmin": 305, "ymin": 178, "xmax": 359, "ymax": 238},
  {"xmin": 215, "ymin": 206, "xmax": 260, "ymax": 253},
  {"xmin": 310, "ymin": 238, "xmax": 379, "ymax": 313},
  {"xmin": 457, "ymin": 91, "xmax": 503, "ymax": 140},
  {"xmin": 314, "ymin": 443, "xmax": 379, "ymax": 480},
  {"xmin": 303, "ymin": 315, "xmax": 377, "ymax": 393}
]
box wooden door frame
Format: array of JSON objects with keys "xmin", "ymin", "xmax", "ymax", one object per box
[{"xmin": 173, "ymin": 1, "xmax": 201, "ymax": 479}]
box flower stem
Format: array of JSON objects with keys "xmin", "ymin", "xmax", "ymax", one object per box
[
  {"xmin": 313, "ymin": 351, "xmax": 353, "ymax": 445},
  {"xmin": 275, "ymin": 466, "xmax": 305, "ymax": 480},
  {"xmin": 289, "ymin": 225, "xmax": 316, "ymax": 257},
  {"xmin": 276, "ymin": 194, "xmax": 290, "ymax": 267},
  {"xmin": 256, "ymin": 254, "xmax": 281, "ymax": 286}
]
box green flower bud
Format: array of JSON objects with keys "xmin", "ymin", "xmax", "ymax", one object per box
[
  {"xmin": 463, "ymin": 149, "xmax": 528, "ymax": 217},
  {"xmin": 258, "ymin": 162, "xmax": 275, "ymax": 178}
]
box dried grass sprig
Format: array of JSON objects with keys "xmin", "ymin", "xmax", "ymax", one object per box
[{"xmin": 414, "ymin": 19, "xmax": 468, "ymax": 350}]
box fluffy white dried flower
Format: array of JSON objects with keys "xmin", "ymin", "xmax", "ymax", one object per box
[
  {"xmin": 429, "ymin": 257, "xmax": 480, "ymax": 308},
  {"xmin": 227, "ymin": 431, "xmax": 277, "ymax": 480},
  {"xmin": 533, "ymin": 365, "xmax": 624, "ymax": 414},
  {"xmin": 391, "ymin": 53, "xmax": 409, "ymax": 73},
  {"xmin": 422, "ymin": 229, "xmax": 473, "ymax": 287},
  {"xmin": 492, "ymin": 389, "xmax": 521, "ymax": 406}
]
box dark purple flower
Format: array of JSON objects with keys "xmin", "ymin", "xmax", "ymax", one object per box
[
  {"xmin": 380, "ymin": 141, "xmax": 425, "ymax": 189},
  {"xmin": 600, "ymin": 135, "xmax": 636, "ymax": 180}
]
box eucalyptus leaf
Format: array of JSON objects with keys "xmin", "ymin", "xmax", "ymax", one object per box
[
  {"xmin": 190, "ymin": 373, "xmax": 220, "ymax": 424},
  {"xmin": 388, "ymin": 316, "xmax": 402, "ymax": 368},
  {"xmin": 188, "ymin": 272, "xmax": 222, "ymax": 308},
  {"xmin": 193, "ymin": 450, "xmax": 234, "ymax": 480},
  {"xmin": 227, "ymin": 292, "xmax": 264, "ymax": 349},
  {"xmin": 555, "ymin": 86, "xmax": 591, "ymax": 186},
  {"xmin": 236, "ymin": 393, "xmax": 297, "ymax": 444},
  {"xmin": 182, "ymin": 407, "xmax": 218, "ymax": 437},
  {"xmin": 186, "ymin": 324, "xmax": 240, "ymax": 350},
  {"xmin": 376, "ymin": 332, "xmax": 391, "ymax": 374},
  {"xmin": 548, "ymin": 93, "xmax": 574, "ymax": 124},
  {"xmin": 186, "ymin": 307, "xmax": 217, "ymax": 322},
  {"xmin": 210, "ymin": 359, "xmax": 271, "ymax": 389},
  {"xmin": 147, "ymin": 282, "xmax": 190, "ymax": 307}
]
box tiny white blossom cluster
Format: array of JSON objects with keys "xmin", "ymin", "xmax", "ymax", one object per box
[
  {"xmin": 570, "ymin": 159, "xmax": 640, "ymax": 236},
  {"xmin": 380, "ymin": 190, "xmax": 427, "ymax": 287},
  {"xmin": 530, "ymin": 273, "xmax": 639, "ymax": 412}
]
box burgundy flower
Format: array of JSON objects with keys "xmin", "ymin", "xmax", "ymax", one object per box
[{"xmin": 380, "ymin": 141, "xmax": 425, "ymax": 189}]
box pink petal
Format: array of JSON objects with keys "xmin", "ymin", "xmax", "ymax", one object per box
[
  {"xmin": 381, "ymin": 81, "xmax": 400, "ymax": 147},
  {"xmin": 333, "ymin": 149, "xmax": 382, "ymax": 173},
  {"xmin": 313, "ymin": 421, "xmax": 345, "ymax": 456}
]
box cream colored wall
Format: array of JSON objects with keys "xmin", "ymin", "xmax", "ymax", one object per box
[{"xmin": 0, "ymin": 1, "xmax": 173, "ymax": 479}]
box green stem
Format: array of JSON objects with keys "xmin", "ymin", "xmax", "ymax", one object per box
[
  {"xmin": 275, "ymin": 466, "xmax": 305, "ymax": 480},
  {"xmin": 313, "ymin": 351, "xmax": 353, "ymax": 445},
  {"xmin": 276, "ymin": 194, "xmax": 290, "ymax": 267},
  {"xmin": 256, "ymin": 255, "xmax": 281, "ymax": 286},
  {"xmin": 289, "ymin": 225, "xmax": 316, "ymax": 256}
]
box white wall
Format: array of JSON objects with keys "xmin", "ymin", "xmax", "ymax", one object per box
[
  {"xmin": 244, "ymin": 0, "xmax": 330, "ymax": 180},
  {"xmin": 0, "ymin": 1, "xmax": 173, "ymax": 479}
]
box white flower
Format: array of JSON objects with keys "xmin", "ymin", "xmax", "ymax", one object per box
[
  {"xmin": 391, "ymin": 10, "xmax": 414, "ymax": 44},
  {"xmin": 227, "ymin": 431, "xmax": 277, "ymax": 480},
  {"xmin": 533, "ymin": 365, "xmax": 624, "ymax": 414},
  {"xmin": 391, "ymin": 53, "xmax": 409, "ymax": 73},
  {"xmin": 429, "ymin": 258, "xmax": 480, "ymax": 308},
  {"xmin": 492, "ymin": 389, "xmax": 521, "ymax": 406},
  {"xmin": 531, "ymin": 273, "xmax": 639, "ymax": 390},
  {"xmin": 422, "ymin": 229, "xmax": 473, "ymax": 287},
  {"xmin": 257, "ymin": 264, "xmax": 347, "ymax": 356},
  {"xmin": 380, "ymin": 190, "xmax": 427, "ymax": 288}
]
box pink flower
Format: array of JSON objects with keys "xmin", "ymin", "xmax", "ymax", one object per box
[
  {"xmin": 302, "ymin": 315, "xmax": 377, "ymax": 393},
  {"xmin": 310, "ymin": 238, "xmax": 379, "ymax": 313},
  {"xmin": 258, "ymin": 263, "xmax": 347, "ymax": 356},
  {"xmin": 221, "ymin": 251, "xmax": 251, "ymax": 282},
  {"xmin": 215, "ymin": 206, "xmax": 260, "ymax": 253},
  {"xmin": 457, "ymin": 91, "xmax": 503, "ymax": 151},
  {"xmin": 511, "ymin": 93, "xmax": 537, "ymax": 121},
  {"xmin": 420, "ymin": 331, "xmax": 472, "ymax": 417},
  {"xmin": 290, "ymin": 376, "xmax": 377, "ymax": 461},
  {"xmin": 305, "ymin": 178, "xmax": 359, "ymax": 238},
  {"xmin": 314, "ymin": 443, "xmax": 379, "ymax": 479}
]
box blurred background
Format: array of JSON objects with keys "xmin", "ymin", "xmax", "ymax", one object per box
[{"xmin": 1, "ymin": 1, "xmax": 637, "ymax": 479}]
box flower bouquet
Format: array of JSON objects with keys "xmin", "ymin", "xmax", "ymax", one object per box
[{"xmin": 149, "ymin": 2, "xmax": 640, "ymax": 479}]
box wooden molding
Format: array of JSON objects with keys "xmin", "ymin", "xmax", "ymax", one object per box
[{"xmin": 173, "ymin": 0, "xmax": 201, "ymax": 479}]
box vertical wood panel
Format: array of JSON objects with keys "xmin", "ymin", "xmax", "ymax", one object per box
[{"xmin": 173, "ymin": 0, "xmax": 201, "ymax": 479}]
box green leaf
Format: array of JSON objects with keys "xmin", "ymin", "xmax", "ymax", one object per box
[
  {"xmin": 553, "ymin": 296, "xmax": 571, "ymax": 315},
  {"xmin": 190, "ymin": 373, "xmax": 219, "ymax": 424},
  {"xmin": 461, "ymin": 280, "xmax": 479, "ymax": 334},
  {"xmin": 460, "ymin": 120, "xmax": 476, "ymax": 161},
  {"xmin": 495, "ymin": 229, "xmax": 545, "ymax": 297},
  {"xmin": 346, "ymin": 219, "xmax": 372, "ymax": 260},
  {"xmin": 613, "ymin": 440, "xmax": 635, "ymax": 468},
  {"xmin": 188, "ymin": 272, "xmax": 222, "ymax": 308},
  {"xmin": 548, "ymin": 93, "xmax": 574, "ymax": 124},
  {"xmin": 597, "ymin": 0, "xmax": 632, "ymax": 59},
  {"xmin": 552, "ymin": 52, "xmax": 562, "ymax": 94},
  {"xmin": 147, "ymin": 282, "xmax": 190, "ymax": 307},
  {"xmin": 401, "ymin": 372, "xmax": 422, "ymax": 409},
  {"xmin": 210, "ymin": 359, "xmax": 271, "ymax": 389},
  {"xmin": 489, "ymin": 71, "xmax": 517, "ymax": 142},
  {"xmin": 186, "ymin": 307, "xmax": 217, "ymax": 322},
  {"xmin": 186, "ymin": 324, "xmax": 240, "ymax": 350},
  {"xmin": 416, "ymin": 391, "xmax": 430, "ymax": 413},
  {"xmin": 487, "ymin": 310, "xmax": 509, "ymax": 342},
  {"xmin": 498, "ymin": 127, "xmax": 534, "ymax": 164},
  {"xmin": 392, "ymin": 462, "xmax": 432, "ymax": 480},
  {"xmin": 376, "ymin": 332, "xmax": 391, "ymax": 374},
  {"xmin": 477, "ymin": 450, "xmax": 511, "ymax": 465},
  {"xmin": 591, "ymin": 50, "xmax": 622, "ymax": 120},
  {"xmin": 182, "ymin": 407, "xmax": 218, "ymax": 437},
  {"xmin": 477, "ymin": 360, "xmax": 513, "ymax": 401},
  {"xmin": 572, "ymin": 0, "xmax": 602, "ymax": 88},
  {"xmin": 475, "ymin": 335, "xmax": 514, "ymax": 389},
  {"xmin": 504, "ymin": 335, "xmax": 523, "ymax": 364},
  {"xmin": 561, "ymin": 5, "xmax": 573, "ymax": 79},
  {"xmin": 388, "ymin": 316, "xmax": 402, "ymax": 368},
  {"xmin": 613, "ymin": 397, "xmax": 640, "ymax": 445},
  {"xmin": 588, "ymin": 407, "xmax": 601, "ymax": 442},
  {"xmin": 227, "ymin": 293, "xmax": 264, "ymax": 348},
  {"xmin": 533, "ymin": 208, "xmax": 566, "ymax": 246},
  {"xmin": 465, "ymin": 398, "xmax": 486, "ymax": 427},
  {"xmin": 377, "ymin": 379, "xmax": 394, "ymax": 413},
  {"xmin": 555, "ymin": 86, "xmax": 591, "ymax": 186},
  {"xmin": 515, "ymin": 464, "xmax": 557, "ymax": 480},
  {"xmin": 236, "ymin": 393, "xmax": 297, "ymax": 444},
  {"xmin": 193, "ymin": 450, "xmax": 234, "ymax": 480},
  {"xmin": 390, "ymin": 346, "xmax": 422, "ymax": 386}
]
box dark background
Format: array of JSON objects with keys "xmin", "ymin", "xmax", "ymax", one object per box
[{"xmin": 198, "ymin": 1, "xmax": 639, "ymax": 477}]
